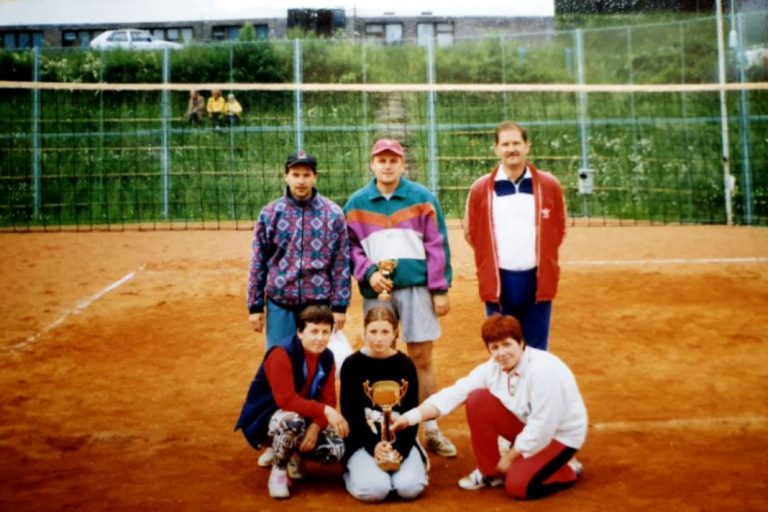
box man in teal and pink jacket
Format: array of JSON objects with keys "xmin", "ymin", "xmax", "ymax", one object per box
[
  {"xmin": 463, "ymin": 122, "xmax": 567, "ymax": 351},
  {"xmin": 344, "ymin": 138, "xmax": 457, "ymax": 459}
]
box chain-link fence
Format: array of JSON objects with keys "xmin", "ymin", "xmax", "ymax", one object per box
[{"xmin": 1, "ymin": 13, "xmax": 766, "ymax": 230}]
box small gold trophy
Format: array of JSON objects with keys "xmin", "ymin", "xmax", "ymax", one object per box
[
  {"xmin": 363, "ymin": 379, "xmax": 409, "ymax": 471},
  {"xmin": 377, "ymin": 259, "xmax": 398, "ymax": 301}
]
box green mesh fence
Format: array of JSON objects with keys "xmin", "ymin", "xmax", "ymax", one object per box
[{"xmin": 1, "ymin": 14, "xmax": 766, "ymax": 230}]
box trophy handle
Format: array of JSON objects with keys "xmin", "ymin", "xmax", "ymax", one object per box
[
  {"xmin": 363, "ymin": 380, "xmax": 373, "ymax": 401},
  {"xmin": 398, "ymin": 379, "xmax": 408, "ymax": 399}
]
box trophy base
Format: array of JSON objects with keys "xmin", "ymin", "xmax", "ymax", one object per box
[
  {"xmin": 377, "ymin": 291, "xmax": 393, "ymax": 302},
  {"xmin": 378, "ymin": 458, "xmax": 401, "ymax": 472}
]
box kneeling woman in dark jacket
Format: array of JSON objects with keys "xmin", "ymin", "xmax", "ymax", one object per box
[{"xmin": 235, "ymin": 305, "xmax": 349, "ymax": 499}]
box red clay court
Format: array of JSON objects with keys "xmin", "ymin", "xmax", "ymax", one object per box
[{"xmin": 1, "ymin": 224, "xmax": 767, "ymax": 511}]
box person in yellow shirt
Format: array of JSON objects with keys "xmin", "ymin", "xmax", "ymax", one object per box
[
  {"xmin": 206, "ymin": 89, "xmax": 225, "ymax": 129},
  {"xmin": 225, "ymin": 93, "xmax": 243, "ymax": 127}
]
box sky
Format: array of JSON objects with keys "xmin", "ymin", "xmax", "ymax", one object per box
[{"xmin": 0, "ymin": 0, "xmax": 555, "ymax": 26}]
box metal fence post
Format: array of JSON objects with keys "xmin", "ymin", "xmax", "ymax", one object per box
[
  {"xmin": 627, "ymin": 26, "xmax": 637, "ymax": 123},
  {"xmin": 500, "ymin": 35, "xmax": 509, "ymax": 117},
  {"xmin": 293, "ymin": 38, "xmax": 303, "ymax": 151},
  {"xmin": 229, "ymin": 43, "xmax": 234, "ymax": 84},
  {"xmin": 679, "ymin": 22, "xmax": 688, "ymax": 115},
  {"xmin": 361, "ymin": 42, "xmax": 369, "ymax": 154},
  {"xmin": 426, "ymin": 37, "xmax": 438, "ymax": 195},
  {"xmin": 736, "ymin": 12, "xmax": 753, "ymax": 225},
  {"xmin": 161, "ymin": 48, "xmax": 171, "ymax": 218},
  {"xmin": 574, "ymin": 28, "xmax": 590, "ymax": 218},
  {"xmin": 32, "ymin": 46, "xmax": 41, "ymax": 219}
]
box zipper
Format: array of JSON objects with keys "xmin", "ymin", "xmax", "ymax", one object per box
[
  {"xmin": 488, "ymin": 168, "xmax": 501, "ymax": 301},
  {"xmin": 298, "ymin": 203, "xmax": 304, "ymax": 304},
  {"xmin": 535, "ymin": 170, "xmax": 542, "ymax": 304}
]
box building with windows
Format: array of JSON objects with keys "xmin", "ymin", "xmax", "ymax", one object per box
[{"xmin": 0, "ymin": 1, "xmax": 555, "ymax": 49}]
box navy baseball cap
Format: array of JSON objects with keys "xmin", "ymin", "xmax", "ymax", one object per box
[{"xmin": 285, "ymin": 150, "xmax": 318, "ymax": 172}]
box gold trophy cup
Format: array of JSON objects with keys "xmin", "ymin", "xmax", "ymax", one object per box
[
  {"xmin": 363, "ymin": 379, "xmax": 409, "ymax": 471},
  {"xmin": 377, "ymin": 259, "xmax": 398, "ymax": 301}
]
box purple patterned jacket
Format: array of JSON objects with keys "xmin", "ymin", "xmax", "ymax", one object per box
[{"xmin": 247, "ymin": 188, "xmax": 351, "ymax": 314}]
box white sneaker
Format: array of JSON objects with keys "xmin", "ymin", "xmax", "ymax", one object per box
[
  {"xmin": 257, "ymin": 447, "xmax": 274, "ymax": 467},
  {"xmin": 458, "ymin": 468, "xmax": 504, "ymax": 490},
  {"xmin": 567, "ymin": 457, "xmax": 583, "ymax": 477},
  {"xmin": 268, "ymin": 466, "xmax": 290, "ymax": 499},
  {"xmin": 425, "ymin": 429, "xmax": 457, "ymax": 458},
  {"xmin": 287, "ymin": 454, "xmax": 304, "ymax": 480}
]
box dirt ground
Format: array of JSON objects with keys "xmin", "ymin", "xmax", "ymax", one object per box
[{"xmin": 1, "ymin": 224, "xmax": 767, "ymax": 512}]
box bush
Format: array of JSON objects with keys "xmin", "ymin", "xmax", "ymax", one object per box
[{"xmin": 0, "ymin": 49, "xmax": 33, "ymax": 80}]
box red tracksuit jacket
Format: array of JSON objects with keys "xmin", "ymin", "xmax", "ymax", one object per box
[{"xmin": 463, "ymin": 163, "xmax": 567, "ymax": 304}]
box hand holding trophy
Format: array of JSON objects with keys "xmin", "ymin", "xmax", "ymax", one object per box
[
  {"xmin": 377, "ymin": 259, "xmax": 398, "ymax": 301},
  {"xmin": 363, "ymin": 379, "xmax": 409, "ymax": 471}
]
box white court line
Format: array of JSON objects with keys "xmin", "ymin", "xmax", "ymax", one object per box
[
  {"xmin": 10, "ymin": 266, "xmax": 144, "ymax": 352},
  {"xmin": 564, "ymin": 257, "xmax": 768, "ymax": 266},
  {"xmin": 592, "ymin": 415, "xmax": 768, "ymax": 432}
]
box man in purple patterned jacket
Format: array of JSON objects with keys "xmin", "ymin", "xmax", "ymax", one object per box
[{"xmin": 247, "ymin": 150, "xmax": 351, "ymax": 350}]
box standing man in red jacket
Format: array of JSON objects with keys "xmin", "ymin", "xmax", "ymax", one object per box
[{"xmin": 463, "ymin": 122, "xmax": 567, "ymax": 350}]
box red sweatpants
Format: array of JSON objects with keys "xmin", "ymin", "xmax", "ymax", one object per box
[{"xmin": 465, "ymin": 388, "xmax": 579, "ymax": 499}]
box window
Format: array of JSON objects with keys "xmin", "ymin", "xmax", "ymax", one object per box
[
  {"xmin": 416, "ymin": 23, "xmax": 434, "ymax": 47},
  {"xmin": 63, "ymin": 30, "xmax": 101, "ymax": 47},
  {"xmin": 365, "ymin": 23, "xmax": 402, "ymax": 45},
  {"xmin": 152, "ymin": 27, "xmax": 193, "ymax": 43},
  {"xmin": 213, "ymin": 24, "xmax": 267, "ymax": 42},
  {"xmin": 436, "ymin": 23, "xmax": 454, "ymax": 47},
  {"xmin": 0, "ymin": 30, "xmax": 43, "ymax": 49},
  {"xmin": 417, "ymin": 22, "xmax": 454, "ymax": 47},
  {"xmin": 63, "ymin": 31, "xmax": 77, "ymax": 46},
  {"xmin": 130, "ymin": 31, "xmax": 153, "ymax": 43},
  {"xmin": 254, "ymin": 25, "xmax": 269, "ymax": 39},
  {"xmin": 386, "ymin": 24, "xmax": 403, "ymax": 45},
  {"xmin": 107, "ymin": 31, "xmax": 128, "ymax": 42},
  {"xmin": 79, "ymin": 31, "xmax": 91, "ymax": 47},
  {"xmin": 213, "ymin": 25, "xmax": 241, "ymax": 41},
  {"xmin": 366, "ymin": 23, "xmax": 384, "ymax": 41},
  {"xmin": 288, "ymin": 8, "xmax": 345, "ymax": 37}
]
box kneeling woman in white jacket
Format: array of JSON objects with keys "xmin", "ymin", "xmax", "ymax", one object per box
[{"xmin": 392, "ymin": 313, "xmax": 587, "ymax": 499}]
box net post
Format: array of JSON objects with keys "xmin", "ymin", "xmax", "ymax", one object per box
[{"xmin": 715, "ymin": 0, "xmax": 734, "ymax": 226}]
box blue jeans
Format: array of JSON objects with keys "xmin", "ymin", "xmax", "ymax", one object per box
[
  {"xmin": 265, "ymin": 299, "xmax": 302, "ymax": 349},
  {"xmin": 485, "ymin": 268, "xmax": 552, "ymax": 351}
]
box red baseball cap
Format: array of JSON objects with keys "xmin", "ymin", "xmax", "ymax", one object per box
[{"xmin": 370, "ymin": 139, "xmax": 404, "ymax": 157}]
